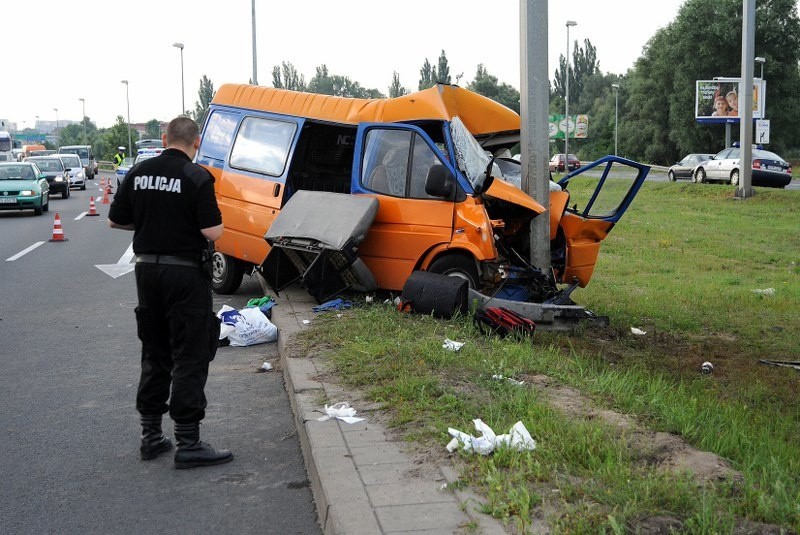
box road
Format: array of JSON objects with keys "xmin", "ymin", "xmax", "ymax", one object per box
[{"xmin": 0, "ymin": 172, "xmax": 319, "ymax": 534}]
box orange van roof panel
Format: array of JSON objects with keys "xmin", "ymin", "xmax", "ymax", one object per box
[{"xmin": 211, "ymin": 83, "xmax": 520, "ymax": 136}]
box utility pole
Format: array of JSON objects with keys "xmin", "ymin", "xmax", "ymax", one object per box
[
  {"xmin": 736, "ymin": 0, "xmax": 755, "ymax": 199},
  {"xmin": 251, "ymin": 0, "xmax": 258, "ymax": 85}
]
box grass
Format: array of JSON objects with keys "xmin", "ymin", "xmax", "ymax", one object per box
[{"xmin": 298, "ymin": 180, "xmax": 800, "ymax": 533}]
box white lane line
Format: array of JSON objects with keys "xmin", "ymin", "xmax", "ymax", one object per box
[
  {"xmin": 95, "ymin": 242, "xmax": 136, "ymax": 278},
  {"xmin": 75, "ymin": 211, "xmax": 87, "ymax": 220},
  {"xmin": 6, "ymin": 241, "xmax": 46, "ymax": 261}
]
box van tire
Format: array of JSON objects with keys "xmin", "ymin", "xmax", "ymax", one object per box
[
  {"xmin": 211, "ymin": 252, "xmax": 244, "ymax": 294},
  {"xmin": 428, "ymin": 254, "xmax": 479, "ymax": 290}
]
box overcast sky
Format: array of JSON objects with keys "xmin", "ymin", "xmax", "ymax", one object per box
[{"xmin": 3, "ymin": 0, "xmax": 707, "ymax": 129}]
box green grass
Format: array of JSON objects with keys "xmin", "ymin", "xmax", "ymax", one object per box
[{"xmin": 299, "ymin": 181, "xmax": 800, "ymax": 533}]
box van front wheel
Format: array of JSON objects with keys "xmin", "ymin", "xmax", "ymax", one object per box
[
  {"xmin": 211, "ymin": 252, "xmax": 244, "ymax": 294},
  {"xmin": 428, "ymin": 255, "xmax": 479, "ymax": 290}
]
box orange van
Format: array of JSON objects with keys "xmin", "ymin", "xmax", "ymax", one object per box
[{"xmin": 198, "ymin": 83, "xmax": 648, "ymax": 303}]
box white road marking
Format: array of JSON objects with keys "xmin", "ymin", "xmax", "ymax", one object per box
[
  {"xmin": 75, "ymin": 212, "xmax": 87, "ymax": 220},
  {"xmin": 95, "ymin": 242, "xmax": 136, "ymax": 278},
  {"xmin": 6, "ymin": 241, "xmax": 46, "ymax": 261}
]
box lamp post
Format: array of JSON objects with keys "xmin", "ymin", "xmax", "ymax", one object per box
[
  {"xmin": 564, "ymin": 20, "xmax": 577, "ymax": 170},
  {"xmin": 78, "ymin": 98, "xmax": 86, "ymax": 144},
  {"xmin": 173, "ymin": 43, "xmax": 185, "ymax": 114},
  {"xmin": 121, "ymin": 80, "xmax": 132, "ymax": 155},
  {"xmin": 251, "ymin": 0, "xmax": 258, "ymax": 85},
  {"xmin": 53, "ymin": 107, "xmax": 59, "ymax": 140},
  {"xmin": 611, "ymin": 83, "xmax": 620, "ymax": 156},
  {"xmin": 754, "ymin": 56, "xmax": 765, "ymax": 79}
]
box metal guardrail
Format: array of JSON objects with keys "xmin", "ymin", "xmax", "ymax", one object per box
[{"xmin": 97, "ymin": 161, "xmax": 116, "ymax": 171}]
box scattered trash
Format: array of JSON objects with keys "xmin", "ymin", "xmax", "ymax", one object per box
[
  {"xmin": 701, "ymin": 361, "xmax": 714, "ymax": 374},
  {"xmin": 365, "ymin": 295, "xmax": 374, "ymax": 304},
  {"xmin": 446, "ymin": 419, "xmax": 536, "ymax": 455},
  {"xmin": 751, "ymin": 288, "xmax": 776, "ymax": 296},
  {"xmin": 217, "ymin": 305, "xmax": 278, "ymax": 347},
  {"xmin": 312, "ymin": 298, "xmax": 352, "ymax": 312},
  {"xmin": 758, "ymin": 359, "xmax": 800, "ymax": 371},
  {"xmin": 316, "ymin": 402, "xmax": 365, "ymax": 424},
  {"xmin": 302, "ymin": 319, "xmax": 311, "ymax": 325},
  {"xmin": 442, "ymin": 338, "xmax": 465, "ymax": 351},
  {"xmin": 244, "ymin": 295, "xmax": 276, "ymax": 317},
  {"xmin": 491, "ymin": 374, "xmax": 525, "ymax": 386},
  {"xmin": 631, "ymin": 327, "xmax": 647, "ymax": 336},
  {"xmin": 260, "ymin": 361, "xmax": 273, "ymax": 371}
]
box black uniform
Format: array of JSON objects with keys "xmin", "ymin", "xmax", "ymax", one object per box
[{"xmin": 109, "ymin": 148, "xmax": 222, "ymax": 425}]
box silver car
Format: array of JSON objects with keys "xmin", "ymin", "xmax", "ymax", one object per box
[
  {"xmin": 694, "ymin": 147, "xmax": 793, "ymax": 188},
  {"xmin": 56, "ymin": 153, "xmax": 86, "ymax": 190}
]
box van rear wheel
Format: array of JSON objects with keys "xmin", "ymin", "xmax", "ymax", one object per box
[
  {"xmin": 428, "ymin": 254, "xmax": 479, "ymax": 290},
  {"xmin": 211, "ymin": 252, "xmax": 244, "ymax": 294}
]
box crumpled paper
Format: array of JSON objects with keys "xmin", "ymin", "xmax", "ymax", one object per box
[
  {"xmin": 442, "ymin": 338, "xmax": 465, "ymax": 351},
  {"xmin": 317, "ymin": 402, "xmax": 365, "ymax": 424},
  {"xmin": 446, "ymin": 419, "xmax": 536, "ymax": 455},
  {"xmin": 630, "ymin": 327, "xmax": 647, "ymax": 335}
]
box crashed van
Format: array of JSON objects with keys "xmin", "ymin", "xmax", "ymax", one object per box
[{"xmin": 198, "ymin": 83, "xmax": 647, "ymax": 311}]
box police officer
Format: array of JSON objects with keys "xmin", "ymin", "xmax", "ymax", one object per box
[
  {"xmin": 114, "ymin": 146, "xmax": 126, "ymax": 166},
  {"xmin": 108, "ymin": 116, "xmax": 232, "ymax": 469}
]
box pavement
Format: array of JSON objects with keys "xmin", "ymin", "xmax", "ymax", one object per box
[{"xmin": 269, "ymin": 285, "xmax": 507, "ymax": 535}]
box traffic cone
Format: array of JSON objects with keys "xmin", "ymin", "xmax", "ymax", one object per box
[
  {"xmin": 86, "ymin": 196, "xmax": 99, "ymax": 216},
  {"xmin": 99, "ymin": 176, "xmax": 106, "ymax": 190},
  {"xmin": 49, "ymin": 213, "xmax": 68, "ymax": 242},
  {"xmin": 101, "ymin": 185, "xmax": 111, "ymax": 204}
]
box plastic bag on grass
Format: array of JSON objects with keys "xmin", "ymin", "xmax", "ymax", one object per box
[
  {"xmin": 446, "ymin": 418, "xmax": 536, "ymax": 455},
  {"xmin": 217, "ymin": 305, "xmax": 277, "ymax": 347}
]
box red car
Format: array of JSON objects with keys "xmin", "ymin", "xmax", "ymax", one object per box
[{"xmin": 549, "ymin": 153, "xmax": 581, "ymax": 172}]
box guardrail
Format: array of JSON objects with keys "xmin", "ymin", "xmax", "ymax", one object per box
[{"xmin": 97, "ymin": 161, "xmax": 116, "ymax": 172}]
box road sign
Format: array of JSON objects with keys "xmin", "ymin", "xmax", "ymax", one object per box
[{"xmin": 756, "ymin": 119, "xmax": 770, "ymax": 144}]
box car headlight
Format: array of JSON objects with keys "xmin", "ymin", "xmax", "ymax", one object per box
[
  {"xmin": 55, "ymin": 176, "xmax": 64, "ymax": 182},
  {"xmin": 76, "ymin": 171, "xmax": 85, "ymax": 178},
  {"xmin": 20, "ymin": 190, "xmax": 35, "ymax": 196}
]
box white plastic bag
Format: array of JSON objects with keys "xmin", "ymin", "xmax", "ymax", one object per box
[
  {"xmin": 446, "ymin": 418, "xmax": 536, "ymax": 455},
  {"xmin": 217, "ymin": 305, "xmax": 278, "ymax": 347}
]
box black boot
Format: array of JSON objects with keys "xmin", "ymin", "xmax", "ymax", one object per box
[
  {"xmin": 174, "ymin": 422, "xmax": 233, "ymax": 469},
  {"xmin": 140, "ymin": 414, "xmax": 173, "ymax": 460}
]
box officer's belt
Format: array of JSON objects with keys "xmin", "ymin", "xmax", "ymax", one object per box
[{"xmin": 135, "ymin": 254, "xmax": 201, "ymax": 268}]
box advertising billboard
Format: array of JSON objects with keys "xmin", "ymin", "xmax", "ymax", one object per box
[
  {"xmin": 548, "ymin": 114, "xmax": 589, "ymax": 139},
  {"xmin": 695, "ymin": 79, "xmax": 765, "ymax": 123}
]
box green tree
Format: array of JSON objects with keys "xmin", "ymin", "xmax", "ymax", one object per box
[
  {"xmin": 552, "ymin": 38, "xmax": 600, "ymax": 111},
  {"xmin": 389, "ymin": 72, "xmax": 407, "ymax": 98},
  {"xmin": 102, "ymin": 116, "xmax": 139, "ymax": 160},
  {"xmin": 467, "ymin": 64, "xmax": 521, "ymax": 113},
  {"xmin": 271, "ymin": 61, "xmax": 307, "ymax": 91},
  {"xmin": 418, "ymin": 59, "xmax": 437, "ymax": 90},
  {"xmin": 145, "ymin": 119, "xmax": 161, "ymax": 140},
  {"xmin": 307, "ymin": 65, "xmax": 384, "ymax": 98},
  {"xmin": 58, "ymin": 124, "xmax": 85, "ymax": 147},
  {"xmin": 436, "ymin": 50, "xmax": 451, "ymax": 84},
  {"xmin": 192, "ymin": 75, "xmax": 215, "ymax": 127}
]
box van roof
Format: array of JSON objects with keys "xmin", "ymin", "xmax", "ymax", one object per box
[{"xmin": 211, "ymin": 83, "xmax": 520, "ymax": 137}]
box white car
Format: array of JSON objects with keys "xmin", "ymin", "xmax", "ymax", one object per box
[
  {"xmin": 56, "ymin": 153, "xmax": 86, "ymax": 190},
  {"xmin": 694, "ymin": 146, "xmax": 793, "ymax": 188}
]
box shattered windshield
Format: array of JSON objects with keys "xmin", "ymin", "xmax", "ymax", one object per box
[{"xmin": 450, "ymin": 116, "xmax": 494, "ymax": 192}]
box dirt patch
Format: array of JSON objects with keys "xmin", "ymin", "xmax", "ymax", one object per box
[{"xmin": 521, "ymin": 374, "xmax": 743, "ymax": 485}]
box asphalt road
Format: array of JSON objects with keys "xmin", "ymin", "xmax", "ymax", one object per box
[{"xmin": 0, "ymin": 173, "xmax": 320, "ymax": 534}]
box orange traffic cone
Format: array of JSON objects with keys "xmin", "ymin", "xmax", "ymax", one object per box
[
  {"xmin": 86, "ymin": 196, "xmax": 99, "ymax": 216},
  {"xmin": 99, "ymin": 176, "xmax": 106, "ymax": 190},
  {"xmin": 49, "ymin": 213, "xmax": 68, "ymax": 242},
  {"xmin": 101, "ymin": 186, "xmax": 111, "ymax": 204}
]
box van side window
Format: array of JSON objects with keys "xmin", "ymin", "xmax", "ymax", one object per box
[
  {"xmin": 409, "ymin": 135, "xmax": 442, "ymax": 199},
  {"xmin": 362, "ymin": 128, "xmax": 443, "ymax": 200},
  {"xmin": 200, "ymin": 111, "xmax": 238, "ymax": 161},
  {"xmin": 230, "ymin": 116, "xmax": 296, "ymax": 177}
]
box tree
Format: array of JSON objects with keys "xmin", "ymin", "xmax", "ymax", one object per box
[
  {"xmin": 418, "ymin": 59, "xmax": 437, "ymax": 90},
  {"xmin": 467, "ymin": 64, "xmax": 521, "ymax": 113},
  {"xmin": 145, "ymin": 119, "xmax": 161, "ymax": 140},
  {"xmin": 307, "ymin": 64, "xmax": 384, "ymax": 98},
  {"xmin": 388, "ymin": 72, "xmax": 407, "ymax": 98},
  {"xmin": 102, "ymin": 116, "xmax": 138, "ymax": 160},
  {"xmin": 552, "ymin": 38, "xmax": 600, "ymax": 112},
  {"xmin": 436, "ymin": 50, "xmax": 451, "ymax": 84},
  {"xmin": 271, "ymin": 62, "xmax": 307, "ymax": 91},
  {"xmin": 192, "ymin": 75, "xmax": 215, "ymax": 127}
]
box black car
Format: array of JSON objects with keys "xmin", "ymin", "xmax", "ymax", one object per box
[
  {"xmin": 668, "ymin": 153, "xmax": 714, "ymax": 181},
  {"xmin": 26, "ymin": 156, "xmax": 71, "ymax": 198}
]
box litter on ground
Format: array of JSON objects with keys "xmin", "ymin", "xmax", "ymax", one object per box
[
  {"xmin": 442, "ymin": 338, "xmax": 465, "ymax": 351},
  {"xmin": 317, "ymin": 402, "xmax": 365, "ymax": 424},
  {"xmin": 630, "ymin": 327, "xmax": 647, "ymax": 335},
  {"xmin": 446, "ymin": 418, "xmax": 536, "ymax": 455},
  {"xmin": 752, "ymin": 288, "xmax": 776, "ymax": 296}
]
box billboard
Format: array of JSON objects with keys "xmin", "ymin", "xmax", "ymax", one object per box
[
  {"xmin": 695, "ymin": 79, "xmax": 765, "ymax": 123},
  {"xmin": 549, "ymin": 114, "xmax": 589, "ymax": 139}
]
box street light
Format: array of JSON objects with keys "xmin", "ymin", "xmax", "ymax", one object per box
[
  {"xmin": 564, "ymin": 20, "xmax": 577, "ymax": 169},
  {"xmin": 121, "ymin": 80, "xmax": 132, "ymax": 155},
  {"xmin": 172, "ymin": 42, "xmax": 185, "ymax": 114},
  {"xmin": 53, "ymin": 107, "xmax": 59, "ymax": 139},
  {"xmin": 78, "ymin": 98, "xmax": 86, "ymax": 144},
  {"xmin": 754, "ymin": 56, "xmax": 765, "ymax": 79},
  {"xmin": 251, "ymin": 0, "xmax": 258, "ymax": 85},
  {"xmin": 611, "ymin": 83, "xmax": 620, "ymax": 156}
]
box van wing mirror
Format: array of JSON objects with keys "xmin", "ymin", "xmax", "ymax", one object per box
[{"xmin": 425, "ymin": 165, "xmax": 455, "ymax": 199}]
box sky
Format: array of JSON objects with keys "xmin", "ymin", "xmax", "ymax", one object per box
[{"xmin": 2, "ymin": 0, "xmax": 692, "ymax": 130}]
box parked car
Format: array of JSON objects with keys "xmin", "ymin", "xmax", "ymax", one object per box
[
  {"xmin": 56, "ymin": 153, "xmax": 86, "ymax": 190},
  {"xmin": 0, "ymin": 162, "xmax": 50, "ymax": 215},
  {"xmin": 134, "ymin": 147, "xmax": 165, "ymax": 164},
  {"xmin": 549, "ymin": 153, "xmax": 581, "ymax": 172},
  {"xmin": 668, "ymin": 153, "xmax": 714, "ymax": 181},
  {"xmin": 26, "ymin": 156, "xmax": 71, "ymax": 198},
  {"xmin": 694, "ymin": 147, "xmax": 793, "ymax": 188}
]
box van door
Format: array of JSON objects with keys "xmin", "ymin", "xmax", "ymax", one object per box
[
  {"xmin": 352, "ymin": 124, "xmax": 457, "ymax": 291},
  {"xmin": 556, "ymin": 156, "xmax": 649, "ymax": 286}
]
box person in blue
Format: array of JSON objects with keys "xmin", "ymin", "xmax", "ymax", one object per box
[{"xmin": 108, "ymin": 116, "xmax": 232, "ymax": 469}]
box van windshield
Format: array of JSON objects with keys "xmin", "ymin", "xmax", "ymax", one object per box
[{"xmin": 450, "ymin": 116, "xmax": 492, "ymax": 192}]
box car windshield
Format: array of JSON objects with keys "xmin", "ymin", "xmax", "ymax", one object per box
[
  {"xmin": 31, "ymin": 159, "xmax": 63, "ymax": 171},
  {"xmin": 60, "ymin": 156, "xmax": 81, "ymax": 167},
  {"xmin": 61, "ymin": 148, "xmax": 89, "ymax": 159},
  {"xmin": 0, "ymin": 165, "xmax": 35, "ymax": 180}
]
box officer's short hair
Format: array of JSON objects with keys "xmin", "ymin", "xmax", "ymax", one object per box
[{"xmin": 166, "ymin": 116, "xmax": 199, "ymax": 146}]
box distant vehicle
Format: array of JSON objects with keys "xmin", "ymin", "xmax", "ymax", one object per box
[
  {"xmin": 136, "ymin": 139, "xmax": 163, "ymax": 150},
  {"xmin": 21, "ymin": 144, "xmax": 46, "ymax": 159},
  {"xmin": 694, "ymin": 147, "xmax": 793, "ymax": 188},
  {"xmin": 58, "ymin": 145, "xmax": 97, "ymax": 179},
  {"xmin": 0, "ymin": 131, "xmax": 13, "ymax": 162},
  {"xmin": 668, "ymin": 153, "xmax": 714, "ymax": 181},
  {"xmin": 549, "ymin": 153, "xmax": 581, "ymax": 172},
  {"xmin": 26, "ymin": 156, "xmax": 71, "ymax": 198},
  {"xmin": 29, "ymin": 149, "xmax": 57, "ymax": 157},
  {"xmin": 0, "ymin": 161, "xmax": 50, "ymax": 215},
  {"xmin": 134, "ymin": 147, "xmax": 165, "ymax": 164},
  {"xmin": 56, "ymin": 153, "xmax": 87, "ymax": 190},
  {"xmin": 115, "ymin": 156, "xmax": 136, "ymax": 187}
]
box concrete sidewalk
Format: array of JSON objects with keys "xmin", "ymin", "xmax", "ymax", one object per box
[{"xmin": 270, "ymin": 286, "xmax": 506, "ymax": 535}]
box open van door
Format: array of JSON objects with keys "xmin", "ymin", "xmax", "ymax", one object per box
[{"xmin": 554, "ymin": 156, "xmax": 649, "ymax": 286}]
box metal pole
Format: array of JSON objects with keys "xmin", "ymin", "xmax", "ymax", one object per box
[
  {"xmin": 520, "ymin": 0, "xmax": 550, "ymax": 271},
  {"xmin": 564, "ymin": 20, "xmax": 577, "ymax": 169},
  {"xmin": 611, "ymin": 84, "xmax": 619, "ymax": 156},
  {"xmin": 736, "ymin": 0, "xmax": 755, "ymax": 199},
  {"xmin": 121, "ymin": 80, "xmax": 132, "ymax": 156},
  {"xmin": 173, "ymin": 43, "xmax": 185, "ymax": 115},
  {"xmin": 251, "ymin": 0, "xmax": 258, "ymax": 85},
  {"xmin": 53, "ymin": 108, "xmax": 59, "ymax": 138},
  {"xmin": 79, "ymin": 98, "xmax": 86, "ymax": 144}
]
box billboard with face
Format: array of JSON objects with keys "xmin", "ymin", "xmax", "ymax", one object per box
[{"xmin": 695, "ymin": 79, "xmax": 765, "ymax": 123}]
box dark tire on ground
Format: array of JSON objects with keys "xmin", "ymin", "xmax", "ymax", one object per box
[
  {"xmin": 668, "ymin": 170, "xmax": 676, "ymax": 181},
  {"xmin": 730, "ymin": 169, "xmax": 740, "ymax": 185},
  {"xmin": 33, "ymin": 204, "xmax": 43, "ymax": 216},
  {"xmin": 42, "ymin": 194, "xmax": 49, "ymax": 213},
  {"xmin": 211, "ymin": 252, "xmax": 245, "ymax": 294},
  {"xmin": 694, "ymin": 168, "xmax": 706, "ymax": 184},
  {"xmin": 62, "ymin": 188, "xmax": 69, "ymax": 199},
  {"xmin": 428, "ymin": 254, "xmax": 479, "ymax": 290}
]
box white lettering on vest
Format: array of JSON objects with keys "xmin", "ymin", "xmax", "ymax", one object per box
[{"xmin": 132, "ymin": 175, "xmax": 182, "ymax": 193}]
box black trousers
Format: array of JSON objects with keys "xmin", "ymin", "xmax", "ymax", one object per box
[{"xmin": 134, "ymin": 263, "xmax": 219, "ymax": 424}]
